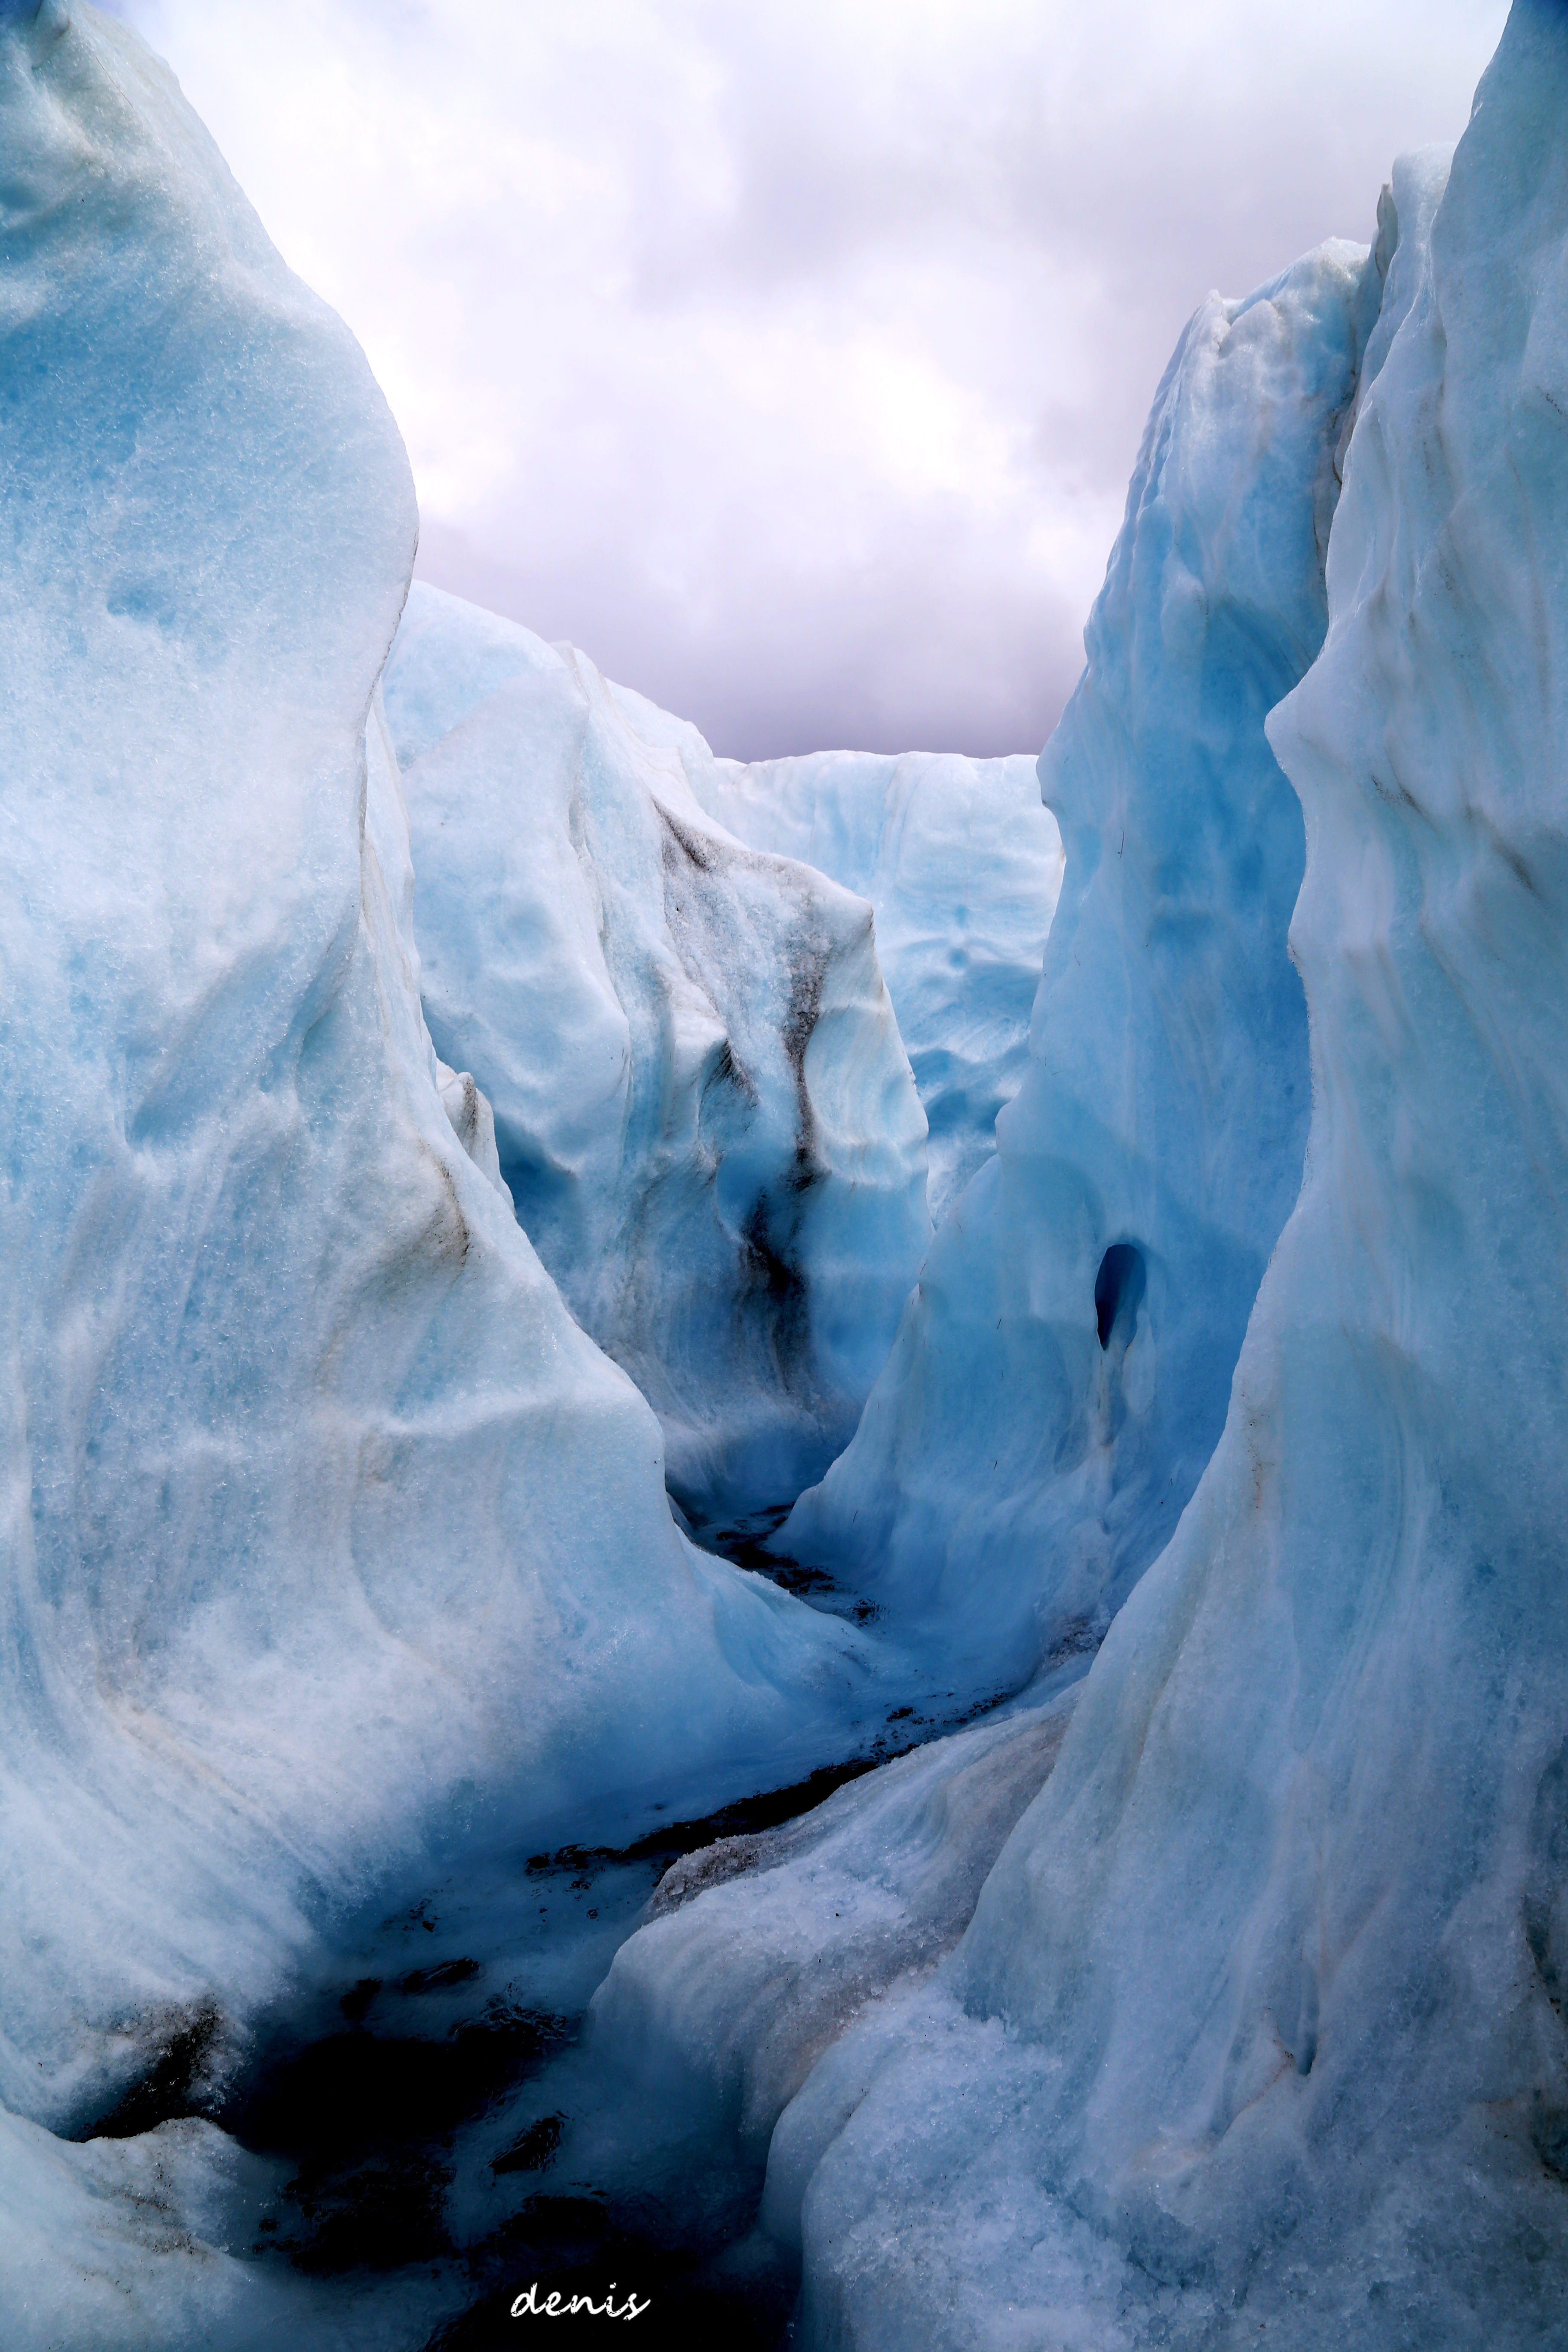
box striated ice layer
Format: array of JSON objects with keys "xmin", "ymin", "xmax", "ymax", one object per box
[
  {"xmin": 0, "ymin": 10, "xmax": 882, "ymax": 2335},
  {"xmin": 780, "ymin": 230, "xmax": 1378, "ymax": 1699},
  {"xmin": 692, "ymin": 751, "xmax": 1063, "ymax": 1225},
  {"xmin": 382, "ymin": 584, "xmax": 933, "ymax": 1521},
  {"xmin": 792, "ymin": 5, "xmax": 1568, "ymax": 2340}
]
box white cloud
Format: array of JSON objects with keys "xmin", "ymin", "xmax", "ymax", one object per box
[{"xmin": 115, "ymin": 0, "xmax": 1508, "ymax": 756}]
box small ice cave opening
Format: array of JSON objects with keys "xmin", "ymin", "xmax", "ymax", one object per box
[{"xmin": 1094, "ymin": 1242, "xmax": 1145, "ymax": 1351}]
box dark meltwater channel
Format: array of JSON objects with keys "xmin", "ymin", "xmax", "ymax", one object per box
[{"xmin": 210, "ymin": 1700, "xmax": 956, "ymax": 2348}]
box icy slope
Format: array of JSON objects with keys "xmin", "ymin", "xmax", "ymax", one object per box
[
  {"xmin": 781, "ymin": 231, "xmax": 1376, "ymax": 1697},
  {"xmin": 382, "ymin": 587, "xmax": 931, "ymax": 1520},
  {"xmin": 790, "ymin": 6, "xmax": 1568, "ymax": 2340},
  {"xmin": 0, "ymin": 0, "xmax": 876, "ymax": 2248},
  {"xmin": 693, "ymin": 751, "xmax": 1063, "ymax": 1224},
  {"xmin": 582, "ymin": 1686, "xmax": 1075, "ymax": 2212},
  {"xmin": 422, "ymin": 1681, "xmax": 1078, "ymax": 2314}
]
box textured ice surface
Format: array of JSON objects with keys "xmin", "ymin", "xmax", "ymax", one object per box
[
  {"xmin": 450, "ymin": 1685, "xmax": 1077, "ymax": 2286},
  {"xmin": 693, "ymin": 752, "xmax": 1063, "ymax": 1225},
  {"xmin": 0, "ymin": 11, "xmax": 883, "ymax": 2332},
  {"xmin": 381, "ymin": 585, "xmax": 932, "ymax": 1518},
  {"xmin": 781, "ymin": 230, "xmax": 1377, "ymax": 1699},
  {"xmin": 589, "ymin": 1691, "xmax": 1073, "ymax": 2190},
  {"xmin": 792, "ymin": 6, "xmax": 1568, "ymax": 2340},
  {"xmin": 433, "ymin": 1057, "xmax": 510, "ymax": 1197},
  {"xmin": 13, "ymin": 0, "xmax": 1568, "ymax": 2341}
]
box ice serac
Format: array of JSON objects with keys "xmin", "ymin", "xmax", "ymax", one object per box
[
  {"xmin": 781, "ymin": 231, "xmax": 1376, "ymax": 1696},
  {"xmin": 692, "ymin": 750, "xmax": 1064, "ymax": 1225},
  {"xmin": 792, "ymin": 9, "xmax": 1568, "ymax": 2340},
  {"xmin": 382, "ymin": 584, "xmax": 932, "ymax": 1521},
  {"xmin": 0, "ymin": 8, "xmax": 871, "ymax": 2315}
]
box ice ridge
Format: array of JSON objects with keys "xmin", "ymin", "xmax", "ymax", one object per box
[
  {"xmin": 0, "ymin": 14, "xmax": 885, "ymax": 2336},
  {"xmin": 778, "ymin": 231, "xmax": 1378, "ymax": 1699},
  {"xmin": 381, "ymin": 586, "xmax": 933, "ymax": 1522},
  {"xmin": 778, "ymin": 5, "xmax": 1568, "ymax": 2338}
]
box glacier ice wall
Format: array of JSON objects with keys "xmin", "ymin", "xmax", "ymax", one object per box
[
  {"xmin": 382, "ymin": 584, "xmax": 932, "ymax": 1519},
  {"xmin": 781, "ymin": 234, "xmax": 1376, "ymax": 1695},
  {"xmin": 785, "ymin": 8, "xmax": 1568, "ymax": 2340},
  {"xmin": 0, "ymin": 0, "xmax": 876, "ymax": 2208},
  {"xmin": 692, "ymin": 750, "xmax": 1063, "ymax": 1225},
  {"xmin": 561, "ymin": 1684, "xmax": 1076, "ymax": 2254}
]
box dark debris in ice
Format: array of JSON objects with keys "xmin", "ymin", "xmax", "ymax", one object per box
[
  {"xmin": 491, "ymin": 2112, "xmax": 565, "ymax": 2176},
  {"xmin": 77, "ymin": 1996, "xmax": 224, "ymax": 2141},
  {"xmin": 683, "ymin": 1495, "xmax": 879, "ymax": 1621}
]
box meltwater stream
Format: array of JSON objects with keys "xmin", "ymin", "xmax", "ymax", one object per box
[{"xmin": 191, "ymin": 1621, "xmax": 1075, "ymax": 2349}]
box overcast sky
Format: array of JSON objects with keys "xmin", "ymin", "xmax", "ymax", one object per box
[{"xmin": 117, "ymin": 0, "xmax": 1508, "ymax": 760}]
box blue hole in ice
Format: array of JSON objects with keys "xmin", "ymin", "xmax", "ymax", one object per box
[{"xmin": 1094, "ymin": 1243, "xmax": 1145, "ymax": 1351}]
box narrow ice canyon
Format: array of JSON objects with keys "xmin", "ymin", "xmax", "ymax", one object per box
[{"xmin": 3, "ymin": 2, "xmax": 1568, "ymax": 2347}]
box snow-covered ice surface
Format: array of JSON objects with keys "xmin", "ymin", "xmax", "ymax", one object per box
[
  {"xmin": 780, "ymin": 226, "xmax": 1375, "ymax": 1701},
  {"xmin": 0, "ymin": 9, "xmax": 895, "ymax": 2340},
  {"xmin": 692, "ymin": 751, "xmax": 1063, "ymax": 1225},
  {"xmin": 784, "ymin": 6, "xmax": 1568, "ymax": 2342},
  {"xmin": 381, "ymin": 586, "xmax": 932, "ymax": 1521}
]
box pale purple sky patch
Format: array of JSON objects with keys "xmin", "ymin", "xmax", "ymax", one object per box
[{"xmin": 113, "ymin": 0, "xmax": 1507, "ymax": 759}]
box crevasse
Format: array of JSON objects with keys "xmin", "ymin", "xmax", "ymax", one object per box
[
  {"xmin": 779, "ymin": 231, "xmax": 1377, "ymax": 1698},
  {"xmin": 6, "ymin": 0, "xmax": 1568, "ymax": 2344}
]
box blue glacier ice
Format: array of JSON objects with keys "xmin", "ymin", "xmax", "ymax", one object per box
[
  {"xmin": 7, "ymin": 0, "xmax": 1568, "ymax": 2341},
  {"xmin": 381, "ymin": 586, "xmax": 933, "ymax": 1521},
  {"xmin": 691, "ymin": 749, "xmax": 1063, "ymax": 1225},
  {"xmin": 381, "ymin": 585, "xmax": 1063, "ymax": 1520},
  {"xmin": 0, "ymin": 9, "xmax": 886, "ymax": 2338},
  {"xmin": 779, "ymin": 228, "xmax": 1375, "ymax": 1697},
  {"xmin": 758, "ymin": 7, "xmax": 1568, "ymax": 2340},
  {"xmin": 387, "ymin": 627, "xmax": 1063, "ymax": 1244},
  {"xmin": 564, "ymin": 1679, "xmax": 1080, "ymax": 2257},
  {"xmin": 454, "ymin": 208, "xmax": 1394, "ymax": 2334}
]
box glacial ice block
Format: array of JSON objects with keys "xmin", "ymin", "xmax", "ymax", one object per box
[
  {"xmin": 0, "ymin": 0, "xmax": 871, "ymax": 2188},
  {"xmin": 780, "ymin": 230, "xmax": 1378, "ymax": 1697},
  {"xmin": 692, "ymin": 750, "xmax": 1064, "ymax": 1225},
  {"xmin": 383, "ymin": 585, "xmax": 933, "ymax": 1520},
  {"xmin": 793, "ymin": 6, "xmax": 1568, "ymax": 2340}
]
